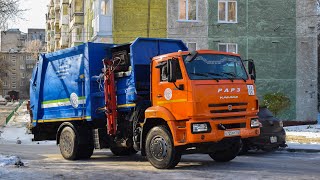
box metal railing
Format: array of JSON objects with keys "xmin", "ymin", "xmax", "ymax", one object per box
[{"xmin": 5, "ymin": 101, "xmax": 24, "ymax": 124}]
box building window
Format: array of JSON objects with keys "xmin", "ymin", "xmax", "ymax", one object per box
[
  {"xmin": 101, "ymin": 0, "xmax": 111, "ymax": 16},
  {"xmin": 218, "ymin": 0, "xmax": 237, "ymax": 23},
  {"xmin": 76, "ymin": 27, "xmax": 83, "ymax": 41},
  {"xmin": 218, "ymin": 43, "xmax": 238, "ymax": 53},
  {"xmin": 20, "ymin": 65, "xmax": 25, "ymax": 70},
  {"xmin": 179, "ymin": 0, "xmax": 198, "ymax": 21},
  {"xmin": 12, "ymin": 85, "xmax": 16, "ymax": 89},
  {"xmin": 20, "ymin": 81, "xmax": 24, "ymax": 86},
  {"xmin": 187, "ymin": 42, "xmax": 197, "ymax": 51},
  {"xmin": 21, "ymin": 73, "xmax": 25, "ymax": 78},
  {"xmin": 3, "ymin": 81, "xmax": 8, "ymax": 86}
]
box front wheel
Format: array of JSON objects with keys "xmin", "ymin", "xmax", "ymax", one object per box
[
  {"xmin": 145, "ymin": 126, "xmax": 181, "ymax": 169},
  {"xmin": 209, "ymin": 139, "xmax": 241, "ymax": 162}
]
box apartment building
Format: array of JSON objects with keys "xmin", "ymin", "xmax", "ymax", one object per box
[
  {"xmin": 46, "ymin": 0, "xmax": 167, "ymax": 52},
  {"xmin": 167, "ymin": 0, "xmax": 319, "ymax": 121},
  {"xmin": 0, "ymin": 52, "xmax": 36, "ymax": 99},
  {"xmin": 0, "ymin": 28, "xmax": 45, "ymax": 99},
  {"xmin": 0, "ymin": 29, "xmax": 27, "ymax": 52}
]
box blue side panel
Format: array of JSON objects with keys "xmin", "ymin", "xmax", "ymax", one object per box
[
  {"xmin": 30, "ymin": 43, "xmax": 114, "ymax": 126},
  {"xmin": 85, "ymin": 43, "xmax": 115, "ymax": 120},
  {"xmin": 116, "ymin": 38, "xmax": 188, "ymax": 109}
]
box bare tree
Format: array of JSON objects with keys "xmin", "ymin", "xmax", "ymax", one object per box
[
  {"xmin": 24, "ymin": 39, "xmax": 44, "ymax": 59},
  {"xmin": 0, "ymin": 0, "xmax": 25, "ymax": 30}
]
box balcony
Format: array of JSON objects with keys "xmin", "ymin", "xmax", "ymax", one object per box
[
  {"xmin": 69, "ymin": 13, "xmax": 84, "ymax": 29},
  {"xmin": 55, "ymin": 33, "xmax": 61, "ymax": 39},
  {"xmin": 92, "ymin": 15, "xmax": 112, "ymax": 39},
  {"xmin": 55, "ymin": 11, "xmax": 60, "ymax": 24},
  {"xmin": 59, "ymin": 35, "xmax": 69, "ymax": 48},
  {"xmin": 59, "ymin": 15, "xmax": 69, "ymax": 27},
  {"xmin": 54, "ymin": 0, "xmax": 60, "ymax": 10}
]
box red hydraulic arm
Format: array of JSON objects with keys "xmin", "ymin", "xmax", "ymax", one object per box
[{"xmin": 103, "ymin": 59, "xmax": 117, "ymax": 135}]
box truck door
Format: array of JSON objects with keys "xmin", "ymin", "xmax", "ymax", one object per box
[{"xmin": 152, "ymin": 59, "xmax": 188, "ymax": 120}]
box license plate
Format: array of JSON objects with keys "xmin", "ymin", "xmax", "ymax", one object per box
[
  {"xmin": 270, "ymin": 136, "xmax": 277, "ymax": 143},
  {"xmin": 224, "ymin": 130, "xmax": 240, "ymax": 137}
]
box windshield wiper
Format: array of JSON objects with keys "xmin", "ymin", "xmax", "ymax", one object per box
[
  {"xmin": 206, "ymin": 72, "xmax": 222, "ymax": 82},
  {"xmin": 222, "ymin": 72, "xmax": 246, "ymax": 82},
  {"xmin": 190, "ymin": 72, "xmax": 209, "ymax": 77}
]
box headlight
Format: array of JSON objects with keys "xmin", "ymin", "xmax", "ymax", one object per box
[
  {"xmin": 192, "ymin": 123, "xmax": 211, "ymax": 134},
  {"xmin": 251, "ymin": 118, "xmax": 260, "ymax": 128},
  {"xmin": 279, "ymin": 121, "xmax": 283, "ymax": 127}
]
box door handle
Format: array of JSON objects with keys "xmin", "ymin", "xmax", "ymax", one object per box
[{"xmin": 157, "ymin": 94, "xmax": 163, "ymax": 98}]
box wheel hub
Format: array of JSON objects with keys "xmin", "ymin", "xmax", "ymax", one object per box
[
  {"xmin": 150, "ymin": 136, "xmax": 167, "ymax": 160},
  {"xmin": 61, "ymin": 131, "xmax": 73, "ymax": 154}
]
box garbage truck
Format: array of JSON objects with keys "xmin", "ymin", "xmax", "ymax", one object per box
[{"xmin": 28, "ymin": 38, "xmax": 260, "ymax": 169}]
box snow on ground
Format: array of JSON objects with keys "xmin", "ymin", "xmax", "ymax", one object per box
[
  {"xmin": 0, "ymin": 155, "xmax": 23, "ymax": 167},
  {"xmin": 0, "ymin": 101, "xmax": 55, "ymax": 145},
  {"xmin": 285, "ymin": 125, "xmax": 320, "ymax": 138}
]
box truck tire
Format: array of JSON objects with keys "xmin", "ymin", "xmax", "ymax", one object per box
[
  {"xmin": 59, "ymin": 126, "xmax": 80, "ymax": 160},
  {"xmin": 110, "ymin": 146, "xmax": 137, "ymax": 156},
  {"xmin": 145, "ymin": 126, "xmax": 181, "ymax": 169},
  {"xmin": 209, "ymin": 139, "xmax": 240, "ymax": 162},
  {"xmin": 238, "ymin": 140, "xmax": 249, "ymax": 155},
  {"xmin": 79, "ymin": 143, "xmax": 94, "ymax": 159}
]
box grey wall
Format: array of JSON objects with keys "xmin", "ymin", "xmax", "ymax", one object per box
[
  {"xmin": 167, "ymin": 0, "xmax": 208, "ymax": 49},
  {"xmin": 296, "ymin": 0, "xmax": 318, "ymax": 121}
]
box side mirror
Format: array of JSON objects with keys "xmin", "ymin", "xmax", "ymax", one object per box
[
  {"xmin": 248, "ymin": 60, "xmax": 256, "ymax": 81},
  {"xmin": 168, "ymin": 58, "xmax": 178, "ymax": 83}
]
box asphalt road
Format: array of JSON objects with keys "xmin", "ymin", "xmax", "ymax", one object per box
[{"xmin": 0, "ymin": 144, "xmax": 320, "ymax": 180}]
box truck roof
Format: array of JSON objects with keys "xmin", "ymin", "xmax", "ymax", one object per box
[{"xmin": 152, "ymin": 50, "xmax": 241, "ymax": 61}]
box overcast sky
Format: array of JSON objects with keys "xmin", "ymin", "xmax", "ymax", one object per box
[{"xmin": 8, "ymin": 0, "xmax": 50, "ymax": 33}]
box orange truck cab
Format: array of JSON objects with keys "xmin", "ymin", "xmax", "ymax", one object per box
[{"xmin": 141, "ymin": 50, "xmax": 260, "ymax": 168}]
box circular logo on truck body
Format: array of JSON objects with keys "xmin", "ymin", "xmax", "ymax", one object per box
[
  {"xmin": 70, "ymin": 93, "xmax": 79, "ymax": 108},
  {"xmin": 164, "ymin": 88, "xmax": 172, "ymax": 100}
]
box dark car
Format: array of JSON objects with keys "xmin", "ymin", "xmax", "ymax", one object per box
[{"xmin": 240, "ymin": 107, "xmax": 287, "ymax": 154}]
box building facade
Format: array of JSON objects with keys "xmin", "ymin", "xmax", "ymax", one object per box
[
  {"xmin": 0, "ymin": 52, "xmax": 36, "ymax": 99},
  {"xmin": 46, "ymin": 0, "xmax": 167, "ymax": 52},
  {"xmin": 0, "ymin": 28, "xmax": 44, "ymax": 99},
  {"xmin": 167, "ymin": 0, "xmax": 318, "ymax": 121},
  {"xmin": 0, "ymin": 29, "xmax": 27, "ymax": 52},
  {"xmin": 167, "ymin": 0, "xmax": 208, "ymax": 51}
]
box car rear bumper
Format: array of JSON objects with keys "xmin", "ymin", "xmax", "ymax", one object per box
[{"xmin": 246, "ymin": 129, "xmax": 286, "ymax": 147}]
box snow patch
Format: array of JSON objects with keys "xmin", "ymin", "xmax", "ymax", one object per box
[
  {"xmin": 0, "ymin": 155, "xmax": 23, "ymax": 167},
  {"xmin": 0, "ymin": 101, "xmax": 55, "ymax": 145}
]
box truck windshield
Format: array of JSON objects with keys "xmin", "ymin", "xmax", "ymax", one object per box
[{"xmin": 183, "ymin": 54, "xmax": 248, "ymax": 81}]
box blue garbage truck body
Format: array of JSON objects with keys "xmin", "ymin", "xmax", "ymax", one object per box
[{"xmin": 29, "ymin": 38, "xmax": 192, "ymax": 167}]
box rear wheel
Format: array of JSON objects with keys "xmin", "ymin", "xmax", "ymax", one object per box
[
  {"xmin": 79, "ymin": 143, "xmax": 94, "ymax": 159},
  {"xmin": 110, "ymin": 146, "xmax": 137, "ymax": 156},
  {"xmin": 145, "ymin": 126, "xmax": 181, "ymax": 169},
  {"xmin": 209, "ymin": 139, "xmax": 240, "ymax": 162},
  {"xmin": 59, "ymin": 126, "xmax": 79, "ymax": 160}
]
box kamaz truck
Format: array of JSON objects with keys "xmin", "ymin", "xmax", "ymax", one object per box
[{"xmin": 29, "ymin": 38, "xmax": 260, "ymax": 169}]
